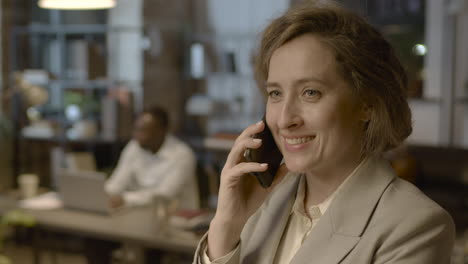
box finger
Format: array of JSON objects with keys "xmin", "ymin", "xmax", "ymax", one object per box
[
  {"xmin": 225, "ymin": 121, "xmax": 265, "ymax": 167},
  {"xmin": 226, "ymin": 137, "xmax": 262, "ymax": 168},
  {"xmin": 236, "ymin": 120, "xmax": 265, "ymax": 141},
  {"xmin": 222, "ymin": 162, "xmax": 268, "ymax": 186}
]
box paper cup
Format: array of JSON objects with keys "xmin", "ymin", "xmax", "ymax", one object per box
[{"xmin": 18, "ymin": 174, "xmax": 39, "ymax": 199}]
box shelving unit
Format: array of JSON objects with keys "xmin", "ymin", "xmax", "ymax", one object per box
[
  {"xmin": 182, "ymin": 29, "xmax": 265, "ymax": 209},
  {"xmin": 9, "ymin": 8, "xmax": 129, "ymax": 187},
  {"xmin": 365, "ymin": 0, "xmax": 466, "ymax": 148},
  {"xmin": 183, "ymin": 32, "xmax": 264, "ymax": 137},
  {"xmin": 408, "ymin": 97, "xmax": 441, "ymax": 104},
  {"xmin": 11, "ymin": 22, "xmax": 109, "ymax": 107},
  {"xmin": 455, "ymin": 97, "xmax": 468, "ymax": 103}
]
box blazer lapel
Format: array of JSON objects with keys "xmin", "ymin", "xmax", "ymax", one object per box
[
  {"xmin": 241, "ymin": 174, "xmax": 301, "ymax": 264},
  {"xmin": 292, "ymin": 157, "xmax": 396, "ymax": 263}
]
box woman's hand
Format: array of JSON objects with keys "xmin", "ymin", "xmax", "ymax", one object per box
[{"xmin": 207, "ymin": 120, "xmax": 287, "ymax": 260}]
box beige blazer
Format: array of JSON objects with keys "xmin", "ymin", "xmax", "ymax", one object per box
[{"xmin": 194, "ymin": 157, "xmax": 456, "ymax": 264}]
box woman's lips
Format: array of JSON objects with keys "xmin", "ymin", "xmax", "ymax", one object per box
[
  {"xmin": 284, "ymin": 136, "xmax": 314, "ymax": 144},
  {"xmin": 282, "ymin": 135, "xmax": 315, "ymax": 151}
]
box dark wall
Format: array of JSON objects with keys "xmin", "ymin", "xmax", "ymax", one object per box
[{"xmin": 408, "ymin": 145, "xmax": 468, "ymax": 232}]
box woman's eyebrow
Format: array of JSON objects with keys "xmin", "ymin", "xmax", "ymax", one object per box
[
  {"xmin": 264, "ymin": 82, "xmax": 281, "ymax": 89},
  {"xmin": 293, "ymin": 77, "xmax": 327, "ymax": 87},
  {"xmin": 265, "ymin": 77, "xmax": 327, "ymax": 89}
]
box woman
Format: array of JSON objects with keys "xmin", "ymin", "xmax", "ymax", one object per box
[{"xmin": 194, "ymin": 1, "xmax": 455, "ymax": 263}]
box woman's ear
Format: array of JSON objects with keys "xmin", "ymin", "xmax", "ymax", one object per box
[{"xmin": 360, "ymin": 104, "xmax": 372, "ymax": 123}]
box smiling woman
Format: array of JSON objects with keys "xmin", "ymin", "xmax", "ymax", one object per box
[
  {"xmin": 193, "ymin": 1, "xmax": 455, "ymax": 264},
  {"xmin": 265, "ymin": 34, "xmax": 366, "ymax": 179}
]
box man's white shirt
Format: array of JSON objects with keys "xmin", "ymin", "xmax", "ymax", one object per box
[{"xmin": 105, "ymin": 134, "xmax": 199, "ymax": 209}]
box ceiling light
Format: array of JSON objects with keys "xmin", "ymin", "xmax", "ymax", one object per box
[
  {"xmin": 412, "ymin": 44, "xmax": 427, "ymax": 56},
  {"xmin": 38, "ymin": 0, "xmax": 116, "ymax": 10}
]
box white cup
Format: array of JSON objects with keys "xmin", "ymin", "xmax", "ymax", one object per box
[
  {"xmin": 153, "ymin": 197, "xmax": 178, "ymax": 234},
  {"xmin": 18, "ymin": 174, "xmax": 39, "ymax": 199}
]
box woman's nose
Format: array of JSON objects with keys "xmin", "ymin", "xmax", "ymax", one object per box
[{"xmin": 277, "ymin": 99, "xmax": 303, "ymax": 130}]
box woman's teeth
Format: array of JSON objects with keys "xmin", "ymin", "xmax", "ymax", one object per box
[{"xmin": 285, "ymin": 136, "xmax": 314, "ymax": 145}]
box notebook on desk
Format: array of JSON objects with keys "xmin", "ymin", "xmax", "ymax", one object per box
[{"xmin": 56, "ymin": 170, "xmax": 118, "ymax": 215}]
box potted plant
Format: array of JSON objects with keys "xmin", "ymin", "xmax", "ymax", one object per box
[{"xmin": 0, "ymin": 209, "xmax": 36, "ymax": 264}]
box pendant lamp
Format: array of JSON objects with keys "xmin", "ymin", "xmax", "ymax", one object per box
[{"xmin": 38, "ymin": 0, "xmax": 116, "ymax": 10}]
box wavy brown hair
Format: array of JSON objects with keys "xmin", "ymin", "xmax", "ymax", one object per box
[{"xmin": 255, "ymin": 0, "xmax": 412, "ymax": 155}]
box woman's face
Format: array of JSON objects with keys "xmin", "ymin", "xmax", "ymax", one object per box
[{"xmin": 265, "ymin": 34, "xmax": 367, "ymax": 175}]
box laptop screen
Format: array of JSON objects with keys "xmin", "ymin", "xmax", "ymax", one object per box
[{"xmin": 56, "ymin": 170, "xmax": 111, "ymax": 214}]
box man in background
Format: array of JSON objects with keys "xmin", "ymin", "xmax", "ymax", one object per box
[
  {"xmin": 87, "ymin": 105, "xmax": 199, "ymax": 264},
  {"xmin": 105, "ymin": 105, "xmax": 199, "ymax": 210}
]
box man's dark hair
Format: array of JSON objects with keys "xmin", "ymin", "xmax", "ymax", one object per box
[{"xmin": 142, "ymin": 106, "xmax": 169, "ymax": 129}]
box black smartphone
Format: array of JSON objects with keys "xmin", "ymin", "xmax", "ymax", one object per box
[{"xmin": 244, "ymin": 116, "xmax": 283, "ymax": 188}]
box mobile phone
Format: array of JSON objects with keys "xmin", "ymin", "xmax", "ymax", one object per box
[{"xmin": 244, "ymin": 116, "xmax": 283, "ymax": 188}]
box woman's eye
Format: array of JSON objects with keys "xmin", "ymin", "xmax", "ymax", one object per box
[
  {"xmin": 304, "ymin": 89, "xmax": 321, "ymax": 98},
  {"xmin": 268, "ymin": 90, "xmax": 281, "ymax": 98}
]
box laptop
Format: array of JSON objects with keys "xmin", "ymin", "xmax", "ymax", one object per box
[{"xmin": 56, "ymin": 169, "xmax": 117, "ymax": 215}]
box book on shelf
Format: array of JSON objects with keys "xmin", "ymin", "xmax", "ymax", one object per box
[{"xmin": 100, "ymin": 89, "xmax": 134, "ymax": 141}]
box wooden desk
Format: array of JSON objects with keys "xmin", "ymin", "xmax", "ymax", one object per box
[{"xmin": 0, "ymin": 195, "xmax": 201, "ymax": 259}]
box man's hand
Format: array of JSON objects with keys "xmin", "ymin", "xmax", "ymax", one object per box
[{"xmin": 108, "ymin": 195, "xmax": 124, "ymax": 209}]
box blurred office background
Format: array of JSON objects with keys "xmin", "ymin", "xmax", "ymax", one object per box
[{"xmin": 0, "ymin": 0, "xmax": 467, "ymax": 263}]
